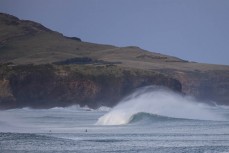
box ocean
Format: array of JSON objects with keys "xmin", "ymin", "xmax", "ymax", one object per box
[{"xmin": 0, "ymin": 87, "xmax": 229, "ymax": 153}]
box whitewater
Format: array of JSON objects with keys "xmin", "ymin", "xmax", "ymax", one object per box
[{"xmin": 0, "ymin": 86, "xmax": 229, "ymax": 153}]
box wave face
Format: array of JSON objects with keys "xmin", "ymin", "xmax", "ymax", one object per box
[
  {"xmin": 96, "ymin": 86, "xmax": 226, "ymax": 125},
  {"xmin": 128, "ymin": 112, "xmax": 181, "ymax": 124}
]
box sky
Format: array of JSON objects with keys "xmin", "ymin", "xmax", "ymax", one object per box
[{"xmin": 0, "ymin": 0, "xmax": 229, "ymax": 65}]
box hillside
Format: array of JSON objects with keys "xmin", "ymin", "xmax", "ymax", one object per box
[{"xmin": 0, "ymin": 13, "xmax": 229, "ymax": 109}]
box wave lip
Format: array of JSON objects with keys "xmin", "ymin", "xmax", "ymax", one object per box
[{"xmin": 96, "ymin": 86, "xmax": 226, "ymax": 125}]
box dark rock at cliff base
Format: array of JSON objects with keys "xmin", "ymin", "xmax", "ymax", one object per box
[{"xmin": 0, "ymin": 13, "xmax": 229, "ymax": 109}]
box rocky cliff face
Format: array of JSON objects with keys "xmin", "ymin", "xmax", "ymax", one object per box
[
  {"xmin": 173, "ymin": 70, "xmax": 229, "ymax": 105},
  {"xmin": 0, "ymin": 13, "xmax": 229, "ymax": 109},
  {"xmin": 157, "ymin": 69, "xmax": 229, "ymax": 105},
  {"xmin": 0, "ymin": 64, "xmax": 181, "ymax": 109}
]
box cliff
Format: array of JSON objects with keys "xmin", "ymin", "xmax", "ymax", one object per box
[
  {"xmin": 0, "ymin": 63, "xmax": 181, "ymax": 109},
  {"xmin": 0, "ymin": 13, "xmax": 229, "ymax": 109}
]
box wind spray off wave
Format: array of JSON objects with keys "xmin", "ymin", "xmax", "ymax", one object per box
[{"xmin": 96, "ymin": 86, "xmax": 226, "ymax": 125}]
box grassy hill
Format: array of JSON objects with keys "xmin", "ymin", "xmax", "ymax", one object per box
[{"xmin": 0, "ymin": 13, "xmax": 229, "ymax": 108}]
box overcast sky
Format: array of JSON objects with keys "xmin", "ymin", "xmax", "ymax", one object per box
[{"xmin": 0, "ymin": 0, "xmax": 229, "ymax": 65}]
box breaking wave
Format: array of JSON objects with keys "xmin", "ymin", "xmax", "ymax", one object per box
[{"xmin": 96, "ymin": 86, "xmax": 227, "ymax": 125}]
